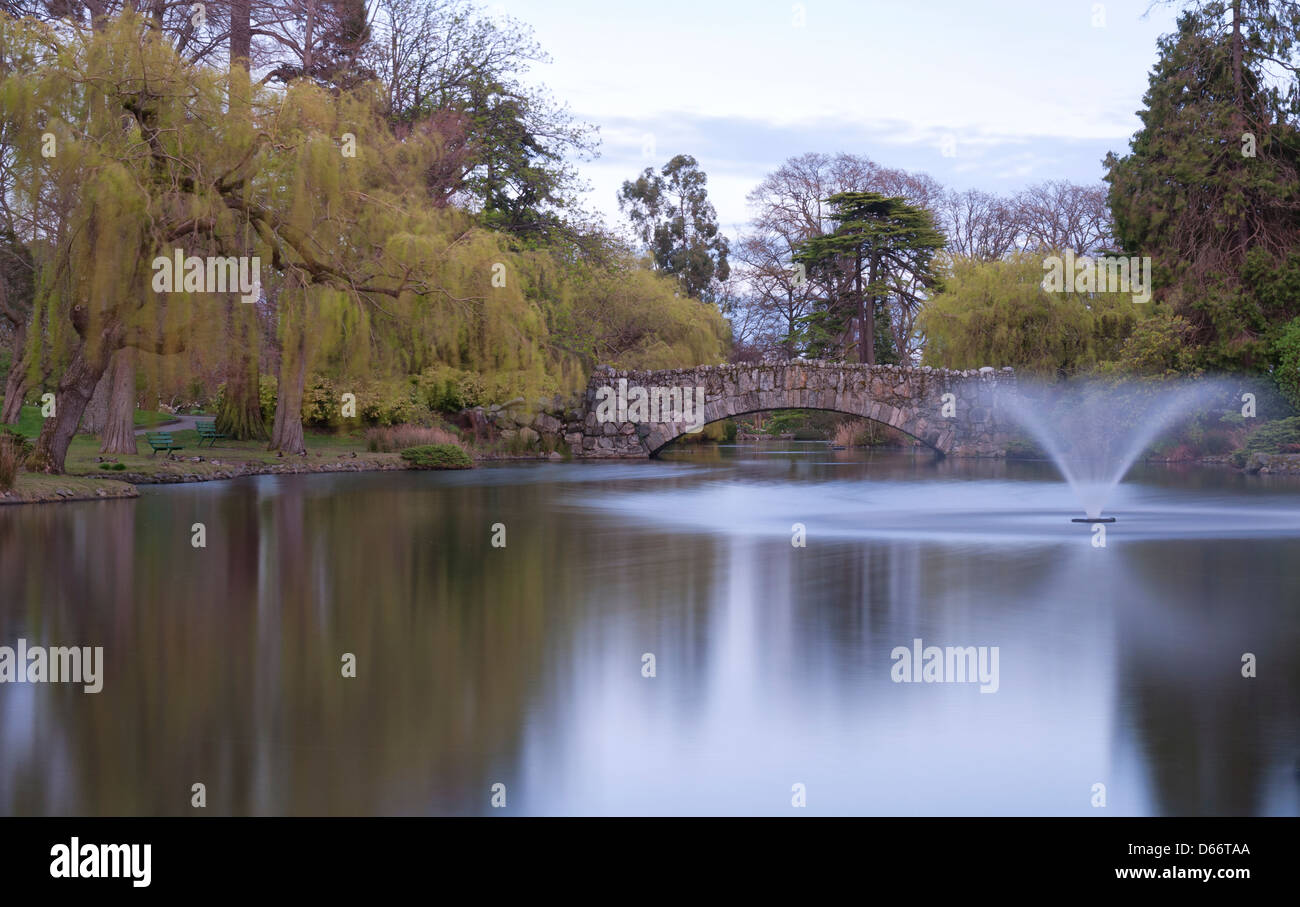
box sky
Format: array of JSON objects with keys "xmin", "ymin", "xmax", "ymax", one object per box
[{"xmin": 485, "ymin": 0, "xmax": 1183, "ymax": 235}]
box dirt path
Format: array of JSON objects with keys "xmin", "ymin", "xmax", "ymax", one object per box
[{"xmin": 133, "ymin": 415, "xmax": 204, "ymax": 435}]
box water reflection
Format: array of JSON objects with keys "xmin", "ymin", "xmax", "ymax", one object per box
[{"xmin": 0, "ymin": 446, "xmax": 1296, "ymax": 815}]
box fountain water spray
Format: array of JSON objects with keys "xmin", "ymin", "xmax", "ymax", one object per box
[{"xmin": 1002, "ymin": 380, "xmax": 1233, "ymax": 521}]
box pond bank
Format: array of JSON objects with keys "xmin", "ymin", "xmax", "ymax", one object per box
[
  {"xmin": 0, "ymin": 474, "xmax": 139, "ymax": 505},
  {"xmin": 1, "ymin": 448, "xmax": 568, "ymax": 504},
  {"xmin": 3, "ymin": 445, "xmax": 1287, "ymax": 506}
]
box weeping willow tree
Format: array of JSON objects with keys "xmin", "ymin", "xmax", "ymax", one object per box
[
  {"xmin": 544, "ymin": 256, "xmax": 732, "ymax": 370},
  {"xmin": 0, "ymin": 227, "xmax": 34, "ymax": 425},
  {"xmin": 919, "ymin": 254, "xmax": 1145, "ymax": 378},
  {"xmin": 0, "ymin": 15, "xmax": 442, "ymax": 469},
  {"xmin": 0, "ymin": 15, "xmax": 229, "ymax": 471},
  {"xmin": 2, "ymin": 12, "xmax": 732, "ymax": 473},
  {"xmin": 248, "ymin": 78, "xmax": 555, "ymax": 451},
  {"xmin": 215, "ymin": 25, "xmax": 266, "ymax": 443}
]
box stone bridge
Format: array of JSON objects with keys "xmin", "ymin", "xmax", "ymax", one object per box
[{"xmin": 504, "ymin": 361, "xmax": 1018, "ymax": 458}]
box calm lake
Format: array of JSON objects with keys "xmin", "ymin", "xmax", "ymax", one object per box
[{"xmin": 2, "ymin": 444, "xmax": 1297, "ymax": 815}]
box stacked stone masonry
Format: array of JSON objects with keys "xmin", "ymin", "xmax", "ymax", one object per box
[{"xmin": 477, "ymin": 361, "xmax": 1018, "ymax": 459}]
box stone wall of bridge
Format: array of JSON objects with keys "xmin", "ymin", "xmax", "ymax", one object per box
[{"xmin": 474, "ymin": 361, "xmax": 1019, "ymax": 459}]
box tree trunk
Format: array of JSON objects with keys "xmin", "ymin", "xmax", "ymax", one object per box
[
  {"xmin": 0, "ymin": 364, "xmax": 24, "ymax": 425},
  {"xmin": 1231, "ymin": 0, "xmax": 1249, "ymax": 258},
  {"xmin": 99, "ymin": 347, "xmax": 138, "ymax": 455},
  {"xmin": 218, "ymin": 0, "xmax": 261, "ymax": 446},
  {"xmin": 268, "ymin": 311, "xmax": 307, "ymax": 456},
  {"xmin": 216, "ymin": 303, "xmax": 267, "ymax": 440},
  {"xmin": 220, "ymin": 0, "xmax": 258, "ymax": 446},
  {"xmin": 881, "ymin": 306, "xmax": 900, "ymax": 363},
  {"xmin": 1, "ymin": 327, "xmax": 27, "ymax": 425},
  {"xmin": 80, "ymin": 356, "xmax": 114, "ymax": 435},
  {"xmin": 31, "ymin": 328, "xmax": 120, "ymax": 474},
  {"xmin": 1231, "ymin": 0, "xmax": 1243, "ymax": 124},
  {"xmin": 860, "ymin": 251, "xmax": 876, "ymax": 365},
  {"xmin": 231, "ymin": 0, "xmax": 251, "ymax": 73}
]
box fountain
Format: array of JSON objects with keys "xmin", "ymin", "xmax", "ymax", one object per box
[{"xmin": 1002, "ymin": 380, "xmax": 1233, "ymax": 521}]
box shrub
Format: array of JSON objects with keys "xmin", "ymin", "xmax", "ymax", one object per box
[
  {"xmin": 259, "ymin": 375, "xmax": 279, "ymax": 424},
  {"xmin": 832, "ymin": 421, "xmax": 856, "ymax": 447},
  {"xmin": 414, "ymin": 366, "xmax": 487, "ymax": 412},
  {"xmin": 0, "ymin": 430, "xmax": 28, "ymax": 490},
  {"xmin": 352, "ymin": 379, "xmax": 419, "ymax": 426},
  {"xmin": 670, "ymin": 420, "xmax": 730, "ymax": 445},
  {"xmin": 1109, "ymin": 308, "xmax": 1197, "ymax": 377},
  {"xmin": 366, "ymin": 423, "xmax": 459, "ymax": 452},
  {"xmin": 1233, "ymin": 416, "xmax": 1300, "ymax": 465},
  {"xmin": 831, "ymin": 418, "xmax": 905, "ymax": 448},
  {"xmin": 495, "ymin": 430, "xmax": 529, "ymax": 454},
  {"xmin": 1201, "ymin": 431, "xmax": 1239, "ymax": 456},
  {"xmin": 1005, "ymin": 439, "xmax": 1046, "ymax": 459},
  {"xmin": 400, "ymin": 443, "xmax": 473, "ymax": 469},
  {"xmin": 1273, "ymin": 317, "xmax": 1300, "ymax": 409},
  {"xmin": 765, "ymin": 410, "xmax": 806, "ymax": 435},
  {"xmin": 302, "ymin": 374, "xmax": 340, "ymax": 430}
]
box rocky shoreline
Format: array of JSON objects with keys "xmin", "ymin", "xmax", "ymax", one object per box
[
  {"xmin": 1239, "ymin": 452, "xmax": 1300, "ymax": 474},
  {"xmin": 1, "ymin": 449, "xmax": 570, "ymax": 504},
  {"xmin": 0, "ymin": 476, "xmax": 139, "ymax": 506},
  {"xmin": 119, "ymin": 457, "xmax": 413, "ymax": 485}
]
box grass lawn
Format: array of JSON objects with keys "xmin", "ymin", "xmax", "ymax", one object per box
[
  {"xmin": 66, "ymin": 427, "xmax": 393, "ymax": 478},
  {"xmin": 3, "ymin": 404, "xmax": 43, "ymax": 438},
  {"xmin": 133, "ymin": 408, "xmax": 180, "ymax": 429},
  {"xmin": 4, "ymin": 404, "xmax": 180, "ymax": 438},
  {"xmin": 0, "ymin": 473, "xmax": 137, "ymax": 505},
  {"xmin": 3, "ymin": 404, "xmax": 399, "ymax": 481}
]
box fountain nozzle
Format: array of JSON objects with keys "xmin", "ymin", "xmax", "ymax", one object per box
[{"xmin": 1071, "ymin": 517, "xmax": 1116, "ymax": 523}]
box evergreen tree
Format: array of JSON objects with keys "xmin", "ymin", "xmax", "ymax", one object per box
[
  {"xmin": 794, "ymin": 192, "xmax": 944, "ymax": 365},
  {"xmin": 1104, "ymin": 3, "xmax": 1300, "ymax": 369}
]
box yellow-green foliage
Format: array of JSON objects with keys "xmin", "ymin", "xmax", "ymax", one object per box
[
  {"xmin": 920, "ymin": 254, "xmax": 1144, "ymax": 377},
  {"xmin": 1, "ymin": 13, "xmax": 250, "ymax": 386},
  {"xmin": 0, "ymin": 12, "xmax": 731, "ymax": 424},
  {"xmin": 546, "ymin": 259, "xmax": 731, "ymax": 371}
]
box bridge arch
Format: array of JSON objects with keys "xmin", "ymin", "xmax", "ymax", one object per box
[
  {"xmin": 648, "ymin": 403, "xmax": 938, "ymax": 457},
  {"xmin": 564, "ymin": 361, "xmax": 1016, "ymax": 459}
]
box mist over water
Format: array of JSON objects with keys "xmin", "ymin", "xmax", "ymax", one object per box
[
  {"xmin": 1001, "ymin": 380, "xmax": 1240, "ymax": 519},
  {"xmin": 2, "ymin": 448, "xmax": 1296, "ymax": 815}
]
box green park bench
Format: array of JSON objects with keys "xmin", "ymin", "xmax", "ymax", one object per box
[
  {"xmin": 195, "ymin": 420, "xmax": 229, "ymax": 448},
  {"xmin": 145, "ymin": 432, "xmax": 183, "ymax": 457}
]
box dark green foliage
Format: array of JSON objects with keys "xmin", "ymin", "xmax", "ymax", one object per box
[
  {"xmin": 1272, "ymin": 316, "xmax": 1300, "ymax": 407},
  {"xmin": 794, "ymin": 192, "xmax": 944, "ymax": 364},
  {"xmin": 1237, "ymin": 416, "xmax": 1300, "ymax": 458},
  {"xmin": 619, "ymin": 155, "xmax": 730, "ymax": 303},
  {"xmin": 371, "ymin": 0, "xmax": 595, "ymax": 241},
  {"xmin": 1005, "ymin": 439, "xmax": 1046, "ymax": 460},
  {"xmin": 1104, "ymin": 4, "xmax": 1300, "ymax": 371},
  {"xmin": 400, "ymin": 443, "xmax": 473, "ymax": 469}
]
